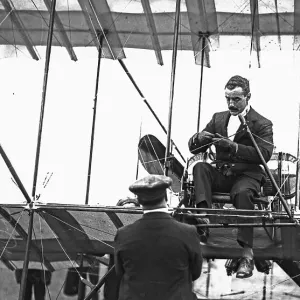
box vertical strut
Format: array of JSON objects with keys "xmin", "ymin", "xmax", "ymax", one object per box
[
  {"xmin": 164, "ymin": 0, "xmax": 181, "ymax": 176},
  {"xmin": 85, "ymin": 32, "xmax": 104, "ymax": 205},
  {"xmin": 296, "ymin": 103, "xmax": 300, "ymax": 209},
  {"xmin": 32, "ymin": 0, "xmax": 57, "ymax": 199},
  {"xmin": 18, "ymin": 210, "xmax": 34, "ymax": 300},
  {"xmin": 197, "ymin": 34, "xmax": 207, "ymax": 132}
]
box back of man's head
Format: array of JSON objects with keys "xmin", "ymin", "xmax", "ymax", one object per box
[{"xmin": 129, "ymin": 175, "xmax": 172, "ymax": 210}]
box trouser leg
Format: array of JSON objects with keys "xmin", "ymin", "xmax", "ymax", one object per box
[
  {"xmin": 33, "ymin": 281, "xmax": 46, "ymax": 300},
  {"xmin": 231, "ymin": 176, "xmax": 261, "ymax": 248},
  {"xmin": 193, "ymin": 162, "xmax": 234, "ymax": 207},
  {"xmin": 24, "ymin": 279, "xmax": 33, "ymax": 300}
]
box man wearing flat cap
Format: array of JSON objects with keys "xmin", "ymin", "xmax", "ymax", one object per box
[{"xmin": 114, "ymin": 174, "xmax": 202, "ymax": 300}]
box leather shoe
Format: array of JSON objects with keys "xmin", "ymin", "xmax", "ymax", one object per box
[
  {"xmin": 195, "ymin": 218, "xmax": 210, "ymax": 243},
  {"xmin": 236, "ymin": 257, "xmax": 254, "ymax": 279}
]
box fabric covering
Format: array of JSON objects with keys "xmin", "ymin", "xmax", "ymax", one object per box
[{"xmin": 0, "ymin": 0, "xmax": 298, "ymax": 65}]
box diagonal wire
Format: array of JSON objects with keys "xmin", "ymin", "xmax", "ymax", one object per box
[
  {"xmin": 38, "ymin": 215, "xmax": 52, "ymax": 300},
  {"xmin": 84, "ymin": 2, "xmax": 106, "ymax": 61},
  {"xmin": 252, "ymin": 132, "xmax": 277, "ymax": 146},
  {"xmin": 88, "ymin": 0, "xmax": 115, "ymax": 59},
  {"xmin": 29, "ymin": 0, "xmax": 63, "ymax": 48},
  {"xmin": 0, "ymin": 209, "xmax": 25, "ymax": 261},
  {"xmin": 55, "ymin": 274, "xmax": 68, "ymax": 300},
  {"xmin": 82, "ymin": 0, "xmax": 135, "ymax": 49},
  {"xmin": 116, "ymin": 27, "xmax": 134, "ymax": 59},
  {"xmin": 0, "ymin": 9, "xmax": 12, "ymax": 27},
  {"xmin": 267, "ymin": 174, "xmax": 291, "ymax": 209},
  {"xmin": 162, "ymin": 0, "xmax": 251, "ymax": 58},
  {"xmin": 43, "ymin": 211, "xmax": 114, "ymax": 249},
  {"xmin": 43, "ymin": 219, "xmax": 85, "ymax": 277},
  {"xmin": 240, "ymin": 270, "xmax": 300, "ymax": 299}
]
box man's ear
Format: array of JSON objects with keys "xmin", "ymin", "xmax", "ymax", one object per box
[{"xmin": 246, "ymin": 92, "xmax": 251, "ymax": 101}]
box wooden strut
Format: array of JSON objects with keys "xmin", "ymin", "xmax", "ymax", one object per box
[
  {"xmin": 31, "ymin": 0, "xmax": 57, "ymax": 199},
  {"xmin": 164, "ymin": 0, "xmax": 181, "ymax": 176},
  {"xmin": 239, "ymin": 115, "xmax": 294, "ymax": 221},
  {"xmin": 196, "ymin": 32, "xmax": 208, "ymax": 132},
  {"xmin": 195, "ymin": 223, "xmax": 298, "ymax": 228},
  {"xmin": 18, "ymin": 209, "xmax": 34, "ymax": 300},
  {"xmin": 18, "ymin": 0, "xmax": 57, "ymax": 299},
  {"xmin": 85, "ymin": 31, "xmax": 105, "ymax": 205},
  {"xmin": 0, "ymin": 143, "xmax": 31, "ymax": 203},
  {"xmin": 295, "ymin": 102, "xmax": 300, "ymax": 210}
]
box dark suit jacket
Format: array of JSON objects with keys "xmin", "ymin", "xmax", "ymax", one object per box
[
  {"xmin": 114, "ymin": 212, "xmax": 202, "ymax": 300},
  {"xmin": 188, "ymin": 107, "xmax": 274, "ymax": 182}
]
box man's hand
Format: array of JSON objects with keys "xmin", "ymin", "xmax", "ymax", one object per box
[
  {"xmin": 212, "ymin": 133, "xmax": 238, "ymax": 153},
  {"xmin": 193, "ymin": 131, "xmax": 215, "ymax": 144}
]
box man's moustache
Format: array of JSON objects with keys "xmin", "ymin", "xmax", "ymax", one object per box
[{"xmin": 229, "ymin": 107, "xmax": 238, "ymax": 111}]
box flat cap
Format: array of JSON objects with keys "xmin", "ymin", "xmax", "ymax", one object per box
[{"xmin": 129, "ymin": 175, "xmax": 172, "ymax": 203}]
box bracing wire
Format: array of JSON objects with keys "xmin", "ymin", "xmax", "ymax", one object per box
[
  {"xmin": 29, "ymin": 0, "xmax": 63, "ymax": 48},
  {"xmin": 0, "ymin": 209, "xmax": 25, "ymax": 261},
  {"xmin": 38, "ymin": 215, "xmax": 52, "ymax": 300},
  {"xmin": 43, "ymin": 211, "xmax": 114, "ymax": 249}
]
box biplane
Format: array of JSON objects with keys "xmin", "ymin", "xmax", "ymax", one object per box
[{"xmin": 0, "ymin": 0, "xmax": 300, "ymax": 299}]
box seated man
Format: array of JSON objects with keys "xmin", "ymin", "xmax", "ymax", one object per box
[
  {"xmin": 114, "ymin": 175, "xmax": 203, "ymax": 300},
  {"xmin": 188, "ymin": 75, "xmax": 274, "ymax": 279}
]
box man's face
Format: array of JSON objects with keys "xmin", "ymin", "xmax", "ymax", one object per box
[{"xmin": 225, "ymin": 86, "xmax": 249, "ymax": 116}]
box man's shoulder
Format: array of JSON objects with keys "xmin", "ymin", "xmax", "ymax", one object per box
[
  {"xmin": 213, "ymin": 110, "xmax": 228, "ymax": 117},
  {"xmin": 171, "ymin": 218, "xmax": 199, "ymax": 236},
  {"xmin": 117, "ymin": 215, "xmax": 197, "ymax": 234},
  {"xmin": 249, "ymin": 107, "xmax": 273, "ymax": 126}
]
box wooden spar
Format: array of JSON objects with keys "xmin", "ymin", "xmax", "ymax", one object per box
[
  {"xmin": 31, "ymin": 0, "xmax": 57, "ymax": 199},
  {"xmin": 0, "ymin": 143, "xmax": 31, "ymax": 203},
  {"xmin": 196, "ymin": 34, "xmax": 206, "ymax": 132},
  {"xmin": 118, "ymin": 59, "xmax": 186, "ymax": 163},
  {"xmin": 77, "ymin": 254, "xmax": 86, "ymax": 300},
  {"xmin": 18, "ymin": 210, "xmax": 34, "ymax": 300},
  {"xmin": 18, "ymin": 1, "xmax": 57, "ymax": 297},
  {"xmin": 136, "ymin": 121, "xmax": 142, "ymax": 180},
  {"xmin": 85, "ymin": 32, "xmax": 104, "ymax": 205},
  {"xmin": 296, "ymin": 102, "xmax": 300, "ymax": 210},
  {"xmin": 164, "ymin": 0, "xmax": 181, "ymax": 176}
]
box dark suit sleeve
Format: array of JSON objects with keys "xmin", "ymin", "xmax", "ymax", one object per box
[
  {"xmin": 234, "ymin": 120, "xmax": 273, "ymax": 163},
  {"xmin": 188, "ymin": 114, "xmax": 216, "ymax": 155},
  {"xmin": 188, "ymin": 227, "xmax": 203, "ymax": 281},
  {"xmin": 114, "ymin": 229, "xmax": 125, "ymax": 278}
]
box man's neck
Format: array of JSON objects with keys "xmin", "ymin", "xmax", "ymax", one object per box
[{"xmin": 143, "ymin": 206, "xmax": 169, "ymax": 214}]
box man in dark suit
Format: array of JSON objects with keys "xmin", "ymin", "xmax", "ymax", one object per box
[
  {"xmin": 188, "ymin": 75, "xmax": 274, "ymax": 279},
  {"xmin": 114, "ymin": 175, "xmax": 203, "ymax": 300}
]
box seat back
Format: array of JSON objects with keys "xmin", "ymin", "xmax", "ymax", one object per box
[{"xmin": 183, "ymin": 152, "xmax": 297, "ymax": 205}]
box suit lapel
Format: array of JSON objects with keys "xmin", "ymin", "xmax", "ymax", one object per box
[{"xmin": 221, "ymin": 111, "xmax": 231, "ymax": 137}]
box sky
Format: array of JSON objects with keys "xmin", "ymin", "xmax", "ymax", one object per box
[{"xmin": 0, "ymin": 44, "xmax": 299, "ymax": 205}]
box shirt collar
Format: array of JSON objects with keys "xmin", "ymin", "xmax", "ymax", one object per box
[
  {"xmin": 143, "ymin": 207, "xmax": 170, "ymax": 214},
  {"xmin": 230, "ymin": 103, "xmax": 250, "ymax": 118},
  {"xmin": 239, "ymin": 103, "xmax": 250, "ymax": 117}
]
